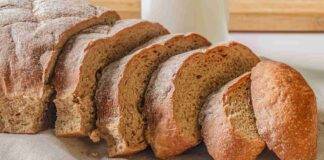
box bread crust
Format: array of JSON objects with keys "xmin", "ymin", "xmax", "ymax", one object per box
[
  {"xmin": 201, "ymin": 72, "xmax": 265, "ymax": 160},
  {"xmin": 251, "ymin": 60, "xmax": 318, "ymax": 160},
  {"xmin": 54, "ymin": 19, "xmax": 169, "ymax": 137},
  {"xmin": 0, "ymin": 0, "xmax": 120, "ymax": 133},
  {"xmin": 144, "ymin": 42, "xmax": 260, "ymax": 158}
]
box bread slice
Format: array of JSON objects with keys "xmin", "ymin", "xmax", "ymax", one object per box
[
  {"xmin": 54, "ymin": 19, "xmax": 169, "ymax": 137},
  {"xmin": 95, "ymin": 33, "xmax": 211, "ymax": 157},
  {"xmin": 144, "ymin": 42, "xmax": 260, "ymax": 158},
  {"xmin": 251, "ymin": 60, "xmax": 317, "ymax": 160},
  {"xmin": 0, "ymin": 0, "xmax": 119, "ymax": 133},
  {"xmin": 200, "ymin": 72, "xmax": 265, "ymax": 160}
]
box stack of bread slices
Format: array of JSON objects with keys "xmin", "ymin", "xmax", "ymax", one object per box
[{"xmin": 0, "ymin": 0, "xmax": 317, "ymax": 159}]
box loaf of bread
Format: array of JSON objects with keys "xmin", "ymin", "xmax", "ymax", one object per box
[
  {"xmin": 0, "ymin": 0, "xmax": 119, "ymax": 133},
  {"xmin": 251, "ymin": 60, "xmax": 318, "ymax": 159},
  {"xmin": 200, "ymin": 72, "xmax": 265, "ymax": 160},
  {"xmin": 1, "ymin": 1, "xmax": 318, "ymax": 159},
  {"xmin": 95, "ymin": 33, "xmax": 211, "ymax": 157},
  {"xmin": 144, "ymin": 42, "xmax": 260, "ymax": 158},
  {"xmin": 54, "ymin": 19, "xmax": 169, "ymax": 137}
]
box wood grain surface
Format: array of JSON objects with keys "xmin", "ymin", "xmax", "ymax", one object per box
[{"xmin": 89, "ymin": 0, "xmax": 324, "ymax": 32}]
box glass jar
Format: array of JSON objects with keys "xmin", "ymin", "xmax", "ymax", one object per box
[{"xmin": 141, "ymin": 0, "xmax": 229, "ymax": 44}]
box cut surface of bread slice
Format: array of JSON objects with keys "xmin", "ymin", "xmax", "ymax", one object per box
[
  {"xmin": 0, "ymin": 0, "xmax": 120, "ymax": 133},
  {"xmin": 200, "ymin": 72, "xmax": 265, "ymax": 160},
  {"xmin": 54, "ymin": 19, "xmax": 169, "ymax": 137},
  {"xmin": 144, "ymin": 42, "xmax": 260, "ymax": 158},
  {"xmin": 95, "ymin": 33, "xmax": 211, "ymax": 157},
  {"xmin": 251, "ymin": 60, "xmax": 317, "ymax": 160}
]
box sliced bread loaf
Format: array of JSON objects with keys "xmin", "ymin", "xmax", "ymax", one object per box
[
  {"xmin": 200, "ymin": 72, "xmax": 265, "ymax": 160},
  {"xmin": 95, "ymin": 33, "xmax": 211, "ymax": 157},
  {"xmin": 144, "ymin": 42, "xmax": 260, "ymax": 158},
  {"xmin": 251, "ymin": 60, "xmax": 317, "ymax": 159},
  {"xmin": 54, "ymin": 19, "xmax": 169, "ymax": 137},
  {"xmin": 0, "ymin": 0, "xmax": 119, "ymax": 133}
]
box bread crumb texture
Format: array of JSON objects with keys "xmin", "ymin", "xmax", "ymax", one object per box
[
  {"xmin": 95, "ymin": 33, "xmax": 210, "ymax": 157},
  {"xmin": 144, "ymin": 42, "xmax": 260, "ymax": 158}
]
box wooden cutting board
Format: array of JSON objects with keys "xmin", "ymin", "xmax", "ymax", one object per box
[{"xmin": 89, "ymin": 0, "xmax": 324, "ymax": 32}]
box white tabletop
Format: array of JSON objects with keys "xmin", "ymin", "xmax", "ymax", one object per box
[{"xmin": 230, "ymin": 33, "xmax": 324, "ymax": 71}]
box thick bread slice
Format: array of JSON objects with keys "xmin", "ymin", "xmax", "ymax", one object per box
[
  {"xmin": 251, "ymin": 60, "xmax": 317, "ymax": 160},
  {"xmin": 95, "ymin": 33, "xmax": 211, "ymax": 157},
  {"xmin": 200, "ymin": 72, "xmax": 265, "ymax": 160},
  {"xmin": 0, "ymin": 0, "xmax": 119, "ymax": 133},
  {"xmin": 54, "ymin": 19, "xmax": 169, "ymax": 137},
  {"xmin": 144, "ymin": 42, "xmax": 260, "ymax": 158}
]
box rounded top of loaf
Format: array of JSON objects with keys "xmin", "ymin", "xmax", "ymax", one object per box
[
  {"xmin": 0, "ymin": 0, "xmax": 120, "ymax": 98},
  {"xmin": 251, "ymin": 60, "xmax": 317, "ymax": 160}
]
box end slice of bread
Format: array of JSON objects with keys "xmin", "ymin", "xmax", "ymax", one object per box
[
  {"xmin": 54, "ymin": 19, "xmax": 169, "ymax": 137},
  {"xmin": 0, "ymin": 0, "xmax": 120, "ymax": 133},
  {"xmin": 95, "ymin": 33, "xmax": 211, "ymax": 157},
  {"xmin": 200, "ymin": 72, "xmax": 265, "ymax": 160},
  {"xmin": 251, "ymin": 60, "xmax": 318, "ymax": 160},
  {"xmin": 144, "ymin": 42, "xmax": 260, "ymax": 158}
]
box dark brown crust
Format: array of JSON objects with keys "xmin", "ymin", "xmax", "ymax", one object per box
[
  {"xmin": 144, "ymin": 42, "xmax": 260, "ymax": 158},
  {"xmin": 251, "ymin": 60, "xmax": 318, "ymax": 160},
  {"xmin": 95, "ymin": 33, "xmax": 210, "ymax": 157},
  {"xmin": 0, "ymin": 0, "xmax": 120, "ymax": 133},
  {"xmin": 201, "ymin": 72, "xmax": 265, "ymax": 160}
]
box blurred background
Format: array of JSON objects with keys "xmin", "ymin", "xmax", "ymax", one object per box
[
  {"xmin": 89, "ymin": 0, "xmax": 324, "ymax": 72},
  {"xmin": 90, "ymin": 0, "xmax": 324, "ymax": 32}
]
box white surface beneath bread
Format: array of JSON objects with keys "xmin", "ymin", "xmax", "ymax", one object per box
[{"xmin": 1, "ymin": 33, "xmax": 323, "ymax": 160}]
